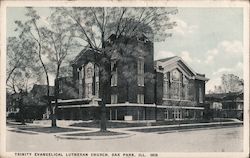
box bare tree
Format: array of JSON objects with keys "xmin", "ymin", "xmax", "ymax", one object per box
[
  {"xmin": 6, "ymin": 47, "xmax": 41, "ymax": 124},
  {"xmin": 6, "ymin": 37, "xmax": 37, "ymax": 84},
  {"xmin": 6, "ymin": 35, "xmax": 41, "ymax": 93},
  {"xmin": 14, "ymin": 7, "xmax": 55, "ymax": 127},
  {"xmin": 40, "ymin": 17, "xmax": 76, "ymax": 127}
]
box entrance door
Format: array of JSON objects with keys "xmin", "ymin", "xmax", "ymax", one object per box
[{"xmin": 164, "ymin": 110, "xmax": 169, "ymax": 120}]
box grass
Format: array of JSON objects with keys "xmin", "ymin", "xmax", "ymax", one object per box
[
  {"xmin": 64, "ymin": 130, "xmax": 125, "ymax": 137},
  {"xmin": 70, "ymin": 119, "xmax": 234, "ymax": 129},
  {"xmin": 70, "ymin": 121, "xmax": 146, "ymax": 128},
  {"xmin": 17, "ymin": 127, "xmax": 85, "ymax": 133},
  {"xmin": 129, "ymin": 122, "xmax": 243, "ymax": 133}
]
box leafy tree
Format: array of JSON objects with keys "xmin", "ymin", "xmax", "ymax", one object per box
[
  {"xmin": 51, "ymin": 7, "xmax": 178, "ymax": 131},
  {"xmin": 213, "ymin": 74, "xmax": 243, "ymax": 93},
  {"xmin": 221, "ymin": 74, "xmax": 243, "ymax": 93}
]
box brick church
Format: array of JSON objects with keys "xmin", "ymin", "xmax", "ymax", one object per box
[{"xmin": 53, "ymin": 34, "xmax": 209, "ymax": 121}]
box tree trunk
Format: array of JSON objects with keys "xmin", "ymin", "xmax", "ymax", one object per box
[
  {"xmin": 52, "ymin": 70, "xmax": 60, "ymax": 128},
  {"xmin": 19, "ymin": 91, "xmax": 25, "ymax": 125},
  {"xmin": 51, "ymin": 106, "xmax": 57, "ymax": 127},
  {"xmin": 100, "ymin": 35, "xmax": 107, "ymax": 132},
  {"xmin": 100, "ymin": 101, "xmax": 107, "ymax": 131},
  {"xmin": 37, "ymin": 43, "xmax": 53, "ymax": 127},
  {"xmin": 100, "ymin": 82, "xmax": 107, "ymax": 131}
]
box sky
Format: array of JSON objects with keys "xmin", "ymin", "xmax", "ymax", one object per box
[{"xmin": 6, "ymin": 7, "xmax": 244, "ymax": 93}]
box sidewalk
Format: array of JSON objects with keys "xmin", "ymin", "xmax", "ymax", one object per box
[
  {"xmin": 7, "ymin": 120, "xmax": 243, "ymax": 140},
  {"xmin": 55, "ymin": 121, "xmax": 243, "ymax": 140}
]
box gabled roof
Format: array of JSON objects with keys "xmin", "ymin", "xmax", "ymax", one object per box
[
  {"xmin": 30, "ymin": 84, "xmax": 54, "ymax": 97},
  {"xmin": 70, "ymin": 48, "xmax": 102, "ymax": 67},
  {"xmin": 156, "ymin": 56, "xmax": 177, "ymax": 62},
  {"xmin": 155, "ymin": 56, "xmax": 209, "ymax": 81}
]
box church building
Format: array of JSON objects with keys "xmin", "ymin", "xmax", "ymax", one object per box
[{"xmin": 53, "ymin": 34, "xmax": 209, "ymax": 121}]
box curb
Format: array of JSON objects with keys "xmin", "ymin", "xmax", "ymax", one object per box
[
  {"xmin": 157, "ymin": 124, "xmax": 242, "ymax": 134},
  {"xmin": 54, "ymin": 133, "xmax": 135, "ymax": 140},
  {"xmin": 7, "ymin": 128, "xmax": 39, "ymax": 135}
]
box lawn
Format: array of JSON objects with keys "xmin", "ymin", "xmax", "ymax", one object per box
[
  {"xmin": 70, "ymin": 119, "xmax": 233, "ymax": 128},
  {"xmin": 63, "ymin": 130, "xmax": 125, "ymax": 137},
  {"xmin": 17, "ymin": 127, "xmax": 85, "ymax": 133},
  {"xmin": 129, "ymin": 122, "xmax": 242, "ymax": 133}
]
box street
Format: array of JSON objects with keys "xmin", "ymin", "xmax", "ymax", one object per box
[{"xmin": 6, "ymin": 126, "xmax": 243, "ymax": 152}]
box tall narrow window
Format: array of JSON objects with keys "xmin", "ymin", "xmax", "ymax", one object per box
[
  {"xmin": 58, "ymin": 80, "xmax": 63, "ymax": 94},
  {"xmin": 81, "ymin": 66, "xmax": 84, "ymax": 79},
  {"xmin": 183, "ymin": 76, "xmax": 189, "ymax": 100},
  {"xmin": 199, "ymin": 85, "xmax": 203, "ymax": 103},
  {"xmin": 170, "ymin": 69, "xmax": 181, "ymax": 100},
  {"xmin": 95, "ymin": 66, "xmax": 99, "ymax": 97},
  {"xmin": 137, "ymin": 94, "xmax": 144, "ymax": 104},
  {"xmin": 77, "ymin": 71, "xmax": 80, "ymax": 80},
  {"xmin": 137, "ymin": 59, "xmax": 144, "ymax": 86},
  {"xmin": 163, "ymin": 73, "xmax": 169, "ymax": 98},
  {"xmin": 95, "ymin": 82, "xmax": 99, "ymax": 97},
  {"xmin": 111, "ymin": 60, "xmax": 117, "ymax": 86},
  {"xmin": 84, "ymin": 83, "xmax": 92, "ymax": 98},
  {"xmin": 84, "ymin": 62, "xmax": 94, "ymax": 98},
  {"xmin": 111, "ymin": 94, "xmax": 118, "ymax": 104}
]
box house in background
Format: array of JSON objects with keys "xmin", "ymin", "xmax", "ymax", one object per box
[
  {"xmin": 6, "ymin": 93, "xmax": 20, "ymax": 118},
  {"xmin": 205, "ymin": 92, "xmax": 243, "ymax": 120},
  {"xmin": 53, "ymin": 34, "xmax": 209, "ymax": 121},
  {"xmin": 6, "ymin": 84, "xmax": 54, "ymax": 121}
]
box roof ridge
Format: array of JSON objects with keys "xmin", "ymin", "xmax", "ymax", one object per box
[{"xmin": 155, "ymin": 56, "xmax": 177, "ymax": 62}]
